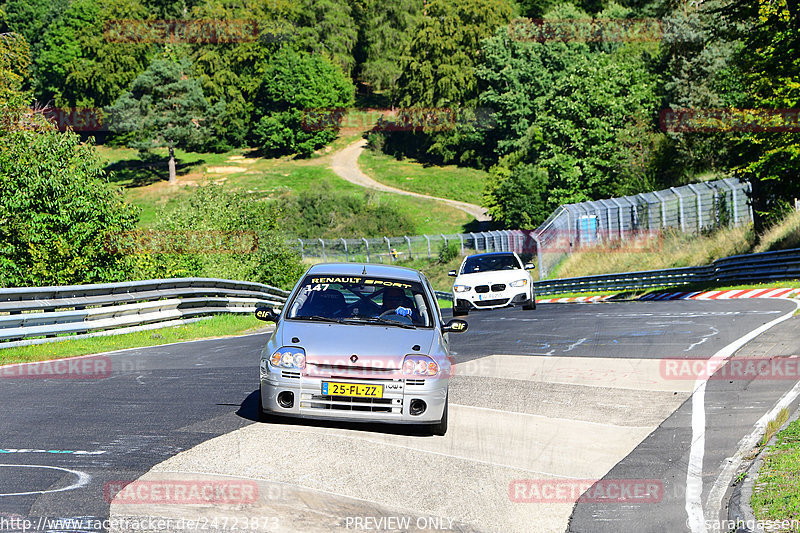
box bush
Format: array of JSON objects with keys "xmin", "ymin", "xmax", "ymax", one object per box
[
  {"xmin": 277, "ymin": 185, "xmax": 415, "ymax": 238},
  {"xmin": 0, "ymin": 121, "xmax": 139, "ymax": 287},
  {"xmin": 130, "ymin": 185, "xmax": 304, "ymax": 290},
  {"xmin": 437, "ymin": 241, "xmax": 459, "ymax": 264}
]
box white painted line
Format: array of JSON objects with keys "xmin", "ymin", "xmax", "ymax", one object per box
[
  {"xmin": 705, "ymin": 379, "xmax": 800, "ymax": 527},
  {"xmin": 0, "ymin": 464, "xmax": 90, "ymax": 496},
  {"xmin": 684, "ymin": 298, "xmax": 800, "ymax": 533}
]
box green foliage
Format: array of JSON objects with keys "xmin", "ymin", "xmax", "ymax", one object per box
[
  {"xmin": 0, "ymin": 32, "xmax": 30, "ymax": 106},
  {"xmin": 34, "ymin": 0, "xmax": 152, "ymax": 107},
  {"xmin": 251, "ymin": 48, "xmax": 354, "ymax": 156},
  {"xmin": 295, "ymin": 0, "xmax": 358, "ymax": 75},
  {"xmin": 483, "ymin": 163, "xmax": 548, "ymax": 228},
  {"xmin": 356, "ymin": 0, "xmax": 422, "ymax": 91},
  {"xmin": 107, "ymin": 58, "xmax": 219, "ymax": 154},
  {"xmin": 277, "ymin": 184, "xmax": 415, "ymax": 238},
  {"xmin": 437, "ymin": 240, "xmax": 459, "ymax": 264},
  {"xmin": 0, "ymin": 122, "xmax": 139, "ymax": 287},
  {"xmin": 138, "ymin": 185, "xmax": 303, "ymax": 290},
  {"xmin": 395, "ymin": 0, "xmax": 514, "ymax": 107}
]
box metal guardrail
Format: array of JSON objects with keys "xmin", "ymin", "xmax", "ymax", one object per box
[
  {"xmin": 532, "ymin": 248, "xmax": 800, "ymax": 296},
  {"xmin": 0, "ymin": 278, "xmax": 289, "ymax": 347}
]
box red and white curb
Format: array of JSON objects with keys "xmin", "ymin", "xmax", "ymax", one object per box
[
  {"xmin": 538, "ymin": 287, "xmax": 799, "ymax": 304},
  {"xmin": 639, "ymin": 288, "xmax": 800, "ymax": 301},
  {"xmin": 537, "ymin": 295, "xmax": 614, "ymax": 304}
]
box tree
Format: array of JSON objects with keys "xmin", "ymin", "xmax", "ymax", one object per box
[
  {"xmin": 295, "ymin": 0, "xmax": 358, "ymax": 75},
  {"xmin": 34, "ymin": 0, "xmax": 152, "ymax": 107},
  {"xmin": 356, "ymin": 0, "xmax": 423, "ymax": 91},
  {"xmin": 0, "ymin": 37, "xmax": 139, "ymax": 287},
  {"xmin": 250, "ymin": 48, "xmax": 354, "ymax": 156},
  {"xmin": 395, "ymin": 0, "xmax": 514, "ymax": 107},
  {"xmin": 714, "ymin": 0, "xmax": 800, "ymax": 232},
  {"xmin": 107, "ymin": 58, "xmax": 218, "ymax": 183}
]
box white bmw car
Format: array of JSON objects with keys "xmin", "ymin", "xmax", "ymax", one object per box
[{"xmin": 449, "ymin": 252, "xmax": 536, "ymax": 316}]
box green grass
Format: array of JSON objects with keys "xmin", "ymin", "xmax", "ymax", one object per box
[
  {"xmin": 97, "ymin": 145, "xmax": 473, "ymax": 234},
  {"xmin": 359, "ymin": 148, "xmax": 490, "ymax": 206},
  {"xmin": 0, "ymin": 314, "xmax": 269, "ymax": 365},
  {"xmin": 751, "ymin": 416, "xmax": 800, "ymax": 526}
]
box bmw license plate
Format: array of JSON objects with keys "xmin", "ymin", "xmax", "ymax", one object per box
[
  {"xmin": 322, "ymin": 382, "xmax": 384, "ymax": 398},
  {"xmin": 479, "ymin": 292, "xmax": 503, "ymax": 301}
]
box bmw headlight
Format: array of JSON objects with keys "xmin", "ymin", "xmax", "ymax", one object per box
[
  {"xmin": 269, "ymin": 347, "xmax": 306, "ymax": 370},
  {"xmin": 453, "ymin": 284, "xmax": 471, "ymax": 293},
  {"xmin": 510, "ymin": 279, "xmax": 529, "ymax": 287},
  {"xmin": 402, "ymin": 355, "xmax": 439, "ymax": 376}
]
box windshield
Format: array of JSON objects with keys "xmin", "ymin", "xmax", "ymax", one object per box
[
  {"xmin": 461, "ymin": 254, "xmax": 521, "ymax": 274},
  {"xmin": 285, "ymin": 275, "xmax": 434, "ymax": 328}
]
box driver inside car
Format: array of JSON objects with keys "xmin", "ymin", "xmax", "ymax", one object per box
[{"xmin": 380, "ymin": 287, "xmax": 416, "ymax": 320}]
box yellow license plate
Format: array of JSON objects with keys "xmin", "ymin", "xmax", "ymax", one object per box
[{"xmin": 322, "ymin": 382, "xmax": 384, "ymax": 398}]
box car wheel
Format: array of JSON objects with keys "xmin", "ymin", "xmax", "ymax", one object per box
[
  {"xmin": 522, "ymin": 298, "xmax": 536, "ymax": 310},
  {"xmin": 431, "ymin": 395, "xmax": 448, "ymax": 436},
  {"xmin": 452, "ymin": 305, "xmax": 468, "ymax": 317}
]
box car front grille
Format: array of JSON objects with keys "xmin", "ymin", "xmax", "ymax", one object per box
[
  {"xmin": 491, "ymin": 283, "xmax": 506, "ymax": 292},
  {"xmin": 300, "ymin": 393, "xmax": 402, "ymax": 414},
  {"xmin": 474, "ymin": 285, "xmax": 490, "ymax": 293},
  {"xmin": 474, "ymin": 298, "xmax": 508, "ymax": 307},
  {"xmin": 405, "ymin": 379, "xmax": 425, "ymax": 386},
  {"xmin": 281, "ymin": 371, "xmax": 301, "ymax": 379}
]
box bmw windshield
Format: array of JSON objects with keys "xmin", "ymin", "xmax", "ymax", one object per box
[
  {"xmin": 461, "ymin": 254, "xmax": 521, "ymax": 273},
  {"xmin": 285, "ymin": 275, "xmax": 435, "ymax": 328}
]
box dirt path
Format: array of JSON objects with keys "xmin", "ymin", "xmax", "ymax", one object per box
[{"xmin": 330, "ymin": 139, "xmax": 491, "ymax": 222}]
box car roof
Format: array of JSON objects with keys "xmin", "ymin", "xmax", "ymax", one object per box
[
  {"xmin": 466, "ymin": 252, "xmax": 517, "ymax": 258},
  {"xmin": 305, "ymin": 263, "xmax": 424, "ymax": 283}
]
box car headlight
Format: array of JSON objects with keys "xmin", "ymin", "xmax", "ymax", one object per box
[
  {"xmin": 453, "ymin": 284, "xmax": 471, "ymax": 293},
  {"xmin": 269, "ymin": 347, "xmax": 306, "ymax": 370},
  {"xmin": 510, "ymin": 279, "xmax": 529, "ymax": 287},
  {"xmin": 402, "ymin": 355, "xmax": 439, "ymax": 376}
]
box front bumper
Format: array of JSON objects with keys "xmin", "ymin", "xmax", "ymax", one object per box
[
  {"xmin": 454, "ymin": 289, "xmax": 532, "ymax": 310},
  {"xmin": 260, "ymin": 370, "xmax": 448, "ymax": 424}
]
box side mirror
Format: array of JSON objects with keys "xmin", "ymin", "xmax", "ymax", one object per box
[
  {"xmin": 448, "ymin": 270, "xmax": 457, "ymax": 277},
  {"xmin": 524, "ymin": 263, "xmax": 536, "ymax": 270},
  {"xmin": 443, "ymin": 318, "xmax": 468, "ymax": 333},
  {"xmin": 255, "ymin": 306, "xmax": 280, "ymax": 322}
]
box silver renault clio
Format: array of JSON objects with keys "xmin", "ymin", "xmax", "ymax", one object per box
[{"xmin": 254, "ymin": 263, "xmax": 468, "ymax": 436}]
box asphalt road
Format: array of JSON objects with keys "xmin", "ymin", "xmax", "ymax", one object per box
[{"xmin": 0, "ymin": 298, "xmax": 798, "ymax": 532}]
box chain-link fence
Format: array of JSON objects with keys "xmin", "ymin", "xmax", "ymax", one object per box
[
  {"xmin": 294, "ymin": 178, "xmax": 753, "ymax": 280},
  {"xmin": 532, "ymin": 178, "xmax": 752, "ymax": 277},
  {"xmin": 294, "ymin": 231, "xmax": 536, "ymax": 265}
]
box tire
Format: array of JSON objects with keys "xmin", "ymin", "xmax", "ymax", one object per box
[
  {"xmin": 522, "ymin": 296, "xmax": 536, "ymax": 310},
  {"xmin": 431, "ymin": 395, "xmax": 448, "ymax": 436},
  {"xmin": 452, "ymin": 305, "xmax": 469, "ymax": 317}
]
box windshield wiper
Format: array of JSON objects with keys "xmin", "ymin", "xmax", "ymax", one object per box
[
  {"xmin": 341, "ymin": 316, "xmax": 417, "ymax": 329},
  {"xmin": 292, "ymin": 315, "xmax": 347, "ymax": 324}
]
